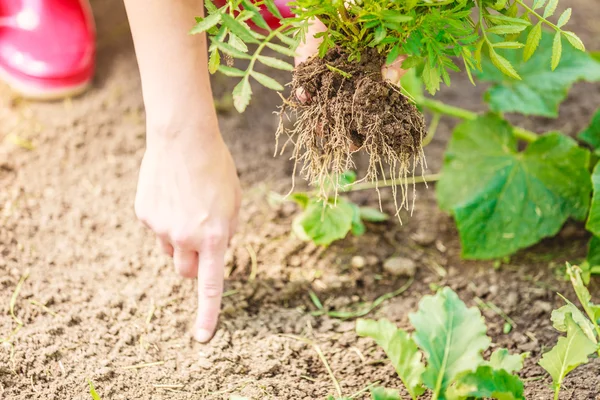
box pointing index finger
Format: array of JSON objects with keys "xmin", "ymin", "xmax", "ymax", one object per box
[{"xmin": 193, "ymin": 233, "xmax": 228, "ymax": 343}]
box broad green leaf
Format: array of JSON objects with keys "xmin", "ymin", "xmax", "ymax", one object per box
[
  {"xmin": 370, "ymin": 387, "xmax": 402, "ymax": 400},
  {"xmin": 221, "ymin": 14, "xmax": 258, "ymax": 43},
  {"xmin": 409, "ymin": 287, "xmax": 491, "ymax": 396},
  {"xmin": 586, "ymin": 163, "xmax": 600, "ymax": 237},
  {"xmin": 298, "ymin": 200, "xmax": 354, "ymax": 246},
  {"xmin": 488, "ymin": 349, "xmax": 527, "ymax": 373},
  {"xmin": 257, "ymin": 55, "xmax": 294, "ymax": 71},
  {"xmin": 523, "ymin": 23, "xmax": 542, "ymax": 61},
  {"xmin": 208, "ymin": 50, "xmax": 220, "ymax": 74},
  {"xmin": 586, "ymin": 235, "xmax": 600, "ymax": 271},
  {"xmin": 562, "ymin": 31, "xmax": 585, "ymax": 52},
  {"xmin": 551, "ymin": 31, "xmax": 562, "ymax": 70},
  {"xmin": 446, "ymin": 366, "xmax": 525, "ymax": 400},
  {"xmin": 436, "ymin": 115, "xmax": 592, "ymax": 259},
  {"xmin": 189, "ymin": 13, "xmax": 221, "ymax": 34},
  {"xmin": 489, "ymin": 49, "xmax": 520, "ymax": 80},
  {"xmin": 233, "ymin": 76, "xmax": 252, "ymax": 112},
  {"xmin": 578, "ymin": 110, "xmax": 600, "ymax": 149},
  {"xmin": 357, "ymin": 319, "xmax": 425, "ymax": 399},
  {"xmin": 478, "ymin": 31, "xmax": 600, "ymax": 117},
  {"xmin": 551, "ymin": 300, "xmax": 597, "ymax": 344},
  {"xmin": 539, "ymin": 314, "xmax": 597, "ymax": 392},
  {"xmin": 88, "ymin": 380, "xmax": 102, "ymax": 400},
  {"xmin": 218, "ymin": 65, "xmax": 246, "ymax": 77},
  {"xmin": 557, "ymin": 8, "xmax": 572, "ymax": 28},
  {"xmin": 360, "ymin": 207, "xmax": 389, "ymax": 222},
  {"xmin": 250, "ymin": 70, "xmax": 284, "ymax": 91},
  {"xmin": 544, "ymin": 0, "xmax": 558, "ymax": 18}
]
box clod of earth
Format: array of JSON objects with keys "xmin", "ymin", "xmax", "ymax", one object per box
[{"xmin": 278, "ymin": 48, "xmax": 426, "ymax": 205}]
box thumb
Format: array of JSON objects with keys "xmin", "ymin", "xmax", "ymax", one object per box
[{"xmin": 382, "ymin": 55, "xmax": 408, "ymax": 86}]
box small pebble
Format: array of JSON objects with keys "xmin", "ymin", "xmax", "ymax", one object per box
[
  {"xmin": 383, "ymin": 257, "xmax": 416, "ymax": 277},
  {"xmin": 366, "ymin": 255, "xmax": 379, "ymax": 266},
  {"xmin": 351, "ymin": 256, "xmax": 366, "ymax": 269}
]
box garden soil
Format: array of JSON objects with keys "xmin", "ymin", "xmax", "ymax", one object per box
[{"xmin": 1, "ymin": 1, "xmax": 600, "ymax": 399}]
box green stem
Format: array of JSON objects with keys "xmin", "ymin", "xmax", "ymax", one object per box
[
  {"xmin": 348, "ymin": 173, "xmax": 442, "ymax": 192},
  {"xmin": 246, "ymin": 23, "xmax": 292, "ymax": 78},
  {"xmin": 422, "ymin": 113, "xmax": 441, "ymax": 147},
  {"xmin": 418, "ymin": 97, "xmax": 539, "ymax": 143},
  {"xmin": 554, "ymin": 385, "xmax": 560, "ymax": 400},
  {"xmin": 515, "ymin": 0, "xmax": 561, "ymax": 31}
]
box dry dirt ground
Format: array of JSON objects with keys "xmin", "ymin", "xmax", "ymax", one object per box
[{"xmin": 2, "ymin": 1, "xmax": 600, "ymax": 399}]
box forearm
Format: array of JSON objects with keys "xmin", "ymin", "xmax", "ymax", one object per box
[{"xmin": 124, "ymin": 0, "xmax": 217, "ymax": 135}]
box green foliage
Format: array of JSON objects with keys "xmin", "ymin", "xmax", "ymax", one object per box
[
  {"xmin": 357, "ymin": 319, "xmax": 425, "ymax": 399},
  {"xmin": 445, "ymin": 366, "xmax": 525, "ymax": 400},
  {"xmin": 539, "ymin": 314, "xmax": 597, "ymax": 399},
  {"xmin": 487, "ymin": 349, "xmax": 528, "ymax": 374},
  {"xmin": 539, "ymin": 264, "xmax": 600, "ymax": 400},
  {"xmin": 357, "ymin": 287, "xmax": 526, "ymax": 400},
  {"xmin": 288, "ymin": 173, "xmax": 389, "ymax": 246},
  {"xmin": 194, "ymin": 0, "xmax": 585, "ymax": 108},
  {"xmin": 478, "ymin": 31, "xmax": 600, "ymax": 117},
  {"xmin": 436, "ymin": 114, "xmax": 591, "ymax": 259},
  {"xmin": 190, "ymin": 0, "xmax": 300, "ymax": 111},
  {"xmin": 410, "ymin": 287, "xmax": 491, "ymax": 396},
  {"xmin": 88, "ymin": 380, "xmax": 102, "ymax": 400},
  {"xmin": 578, "ymin": 109, "xmax": 600, "ymax": 150}
]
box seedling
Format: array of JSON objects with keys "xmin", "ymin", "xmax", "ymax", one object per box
[
  {"xmin": 539, "ymin": 264, "xmax": 600, "ymax": 400},
  {"xmin": 356, "ymin": 287, "xmax": 527, "ymax": 400}
]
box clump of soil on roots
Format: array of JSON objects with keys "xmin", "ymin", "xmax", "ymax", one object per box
[{"xmin": 277, "ymin": 47, "xmax": 427, "ymax": 210}]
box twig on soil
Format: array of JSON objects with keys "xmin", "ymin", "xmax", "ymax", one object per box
[
  {"xmin": 145, "ymin": 299, "xmax": 156, "ymax": 325},
  {"xmin": 300, "ymin": 375, "xmax": 318, "ymax": 382},
  {"xmin": 10, "ymin": 271, "xmax": 30, "ymax": 326},
  {"xmin": 246, "ymin": 244, "xmax": 258, "ymax": 281},
  {"xmin": 152, "ymin": 384, "xmax": 185, "ymax": 389},
  {"xmin": 469, "ymin": 284, "xmax": 517, "ymax": 333},
  {"xmin": 281, "ymin": 335, "xmax": 342, "ymax": 398},
  {"xmin": 350, "ymin": 346, "xmax": 365, "ymax": 363},
  {"xmin": 311, "ymin": 276, "xmax": 414, "ymax": 320},
  {"xmin": 28, "ymin": 300, "xmax": 58, "ymax": 317},
  {"xmin": 223, "ymin": 289, "xmax": 239, "ymax": 298},
  {"xmin": 121, "ymin": 361, "xmax": 165, "ymax": 370}
]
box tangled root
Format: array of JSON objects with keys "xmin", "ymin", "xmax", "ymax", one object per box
[{"xmin": 277, "ymin": 48, "xmax": 427, "ymax": 215}]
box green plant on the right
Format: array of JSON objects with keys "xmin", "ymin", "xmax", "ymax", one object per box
[
  {"xmin": 539, "ymin": 264, "xmax": 600, "ymax": 400},
  {"xmin": 357, "ymin": 287, "xmax": 527, "ymax": 400}
]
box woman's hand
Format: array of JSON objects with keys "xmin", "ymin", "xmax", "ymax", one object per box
[{"xmin": 135, "ymin": 123, "xmax": 241, "ymax": 343}]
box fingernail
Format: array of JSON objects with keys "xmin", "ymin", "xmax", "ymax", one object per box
[
  {"xmin": 384, "ymin": 68, "xmax": 399, "ymax": 83},
  {"xmin": 295, "ymin": 87, "xmax": 310, "ymax": 103},
  {"xmin": 194, "ymin": 328, "xmax": 214, "ymax": 343}
]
